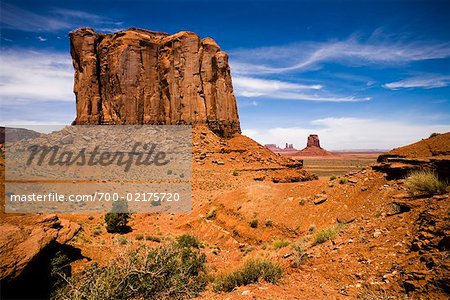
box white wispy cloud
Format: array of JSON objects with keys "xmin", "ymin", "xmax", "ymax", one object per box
[
  {"xmin": 230, "ymin": 36, "xmax": 450, "ymax": 75},
  {"xmin": 243, "ymin": 117, "xmax": 450, "ymax": 150},
  {"xmin": 0, "ymin": 50, "xmax": 74, "ymax": 102},
  {"xmin": 233, "ymin": 76, "xmax": 369, "ymax": 102},
  {"xmin": 0, "ymin": 3, "xmax": 123, "ymax": 32},
  {"xmin": 384, "ymin": 75, "xmax": 450, "ymax": 90}
]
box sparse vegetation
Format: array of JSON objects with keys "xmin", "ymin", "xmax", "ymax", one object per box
[
  {"xmin": 299, "ymin": 198, "xmax": 306, "ymax": 206},
  {"xmin": 214, "ymin": 258, "xmax": 283, "ymax": 292},
  {"xmin": 233, "ymin": 170, "xmax": 239, "ymax": 176},
  {"xmin": 405, "ymin": 170, "xmax": 447, "ymax": 196},
  {"xmin": 135, "ymin": 234, "xmax": 144, "ymax": 240},
  {"xmin": 312, "ymin": 227, "xmax": 337, "ymax": 246},
  {"xmin": 249, "ymin": 218, "xmax": 258, "ymax": 228},
  {"xmin": 429, "ymin": 132, "xmax": 440, "ymax": 138},
  {"xmin": 176, "ymin": 234, "xmax": 200, "ymax": 249},
  {"xmin": 330, "ymin": 175, "xmax": 337, "ymax": 180},
  {"xmin": 339, "ymin": 177, "xmax": 348, "ymax": 184},
  {"xmin": 56, "ymin": 238, "xmax": 207, "ymax": 299},
  {"xmin": 265, "ymin": 219, "xmax": 273, "ymax": 227},
  {"xmin": 206, "ymin": 207, "xmax": 217, "ymax": 220},
  {"xmin": 272, "ymin": 239, "xmax": 290, "ymax": 249},
  {"xmin": 104, "ymin": 200, "xmax": 131, "ymax": 233},
  {"xmin": 308, "ymin": 224, "xmax": 316, "ymax": 234},
  {"xmin": 116, "ymin": 236, "xmax": 128, "ymax": 245},
  {"xmin": 243, "ymin": 246, "xmax": 255, "ymax": 256},
  {"xmin": 291, "ymin": 243, "xmax": 307, "ymax": 268},
  {"xmin": 145, "ymin": 235, "xmax": 162, "ymax": 243}
]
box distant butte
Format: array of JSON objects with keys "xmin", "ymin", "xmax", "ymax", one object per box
[{"xmin": 294, "ymin": 134, "xmax": 334, "ymax": 156}]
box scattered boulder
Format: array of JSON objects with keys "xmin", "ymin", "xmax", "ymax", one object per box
[{"xmin": 0, "ymin": 215, "xmax": 80, "ymax": 281}]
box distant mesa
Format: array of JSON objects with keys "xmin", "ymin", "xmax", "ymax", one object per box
[
  {"xmin": 264, "ymin": 143, "xmax": 298, "ymax": 155},
  {"xmin": 265, "ymin": 134, "xmax": 333, "ymax": 157},
  {"xmin": 295, "ymin": 134, "xmax": 334, "ymax": 157}
]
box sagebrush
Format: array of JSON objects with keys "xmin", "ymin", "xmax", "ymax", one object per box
[
  {"xmin": 55, "ymin": 236, "xmax": 207, "ymax": 300},
  {"xmin": 214, "ymin": 258, "xmax": 283, "ymax": 292},
  {"xmin": 405, "ymin": 171, "xmax": 447, "ymax": 196}
]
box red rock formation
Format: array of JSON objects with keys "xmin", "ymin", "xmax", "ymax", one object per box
[
  {"xmin": 295, "ymin": 134, "xmax": 334, "ymax": 157},
  {"xmin": 307, "ymin": 134, "xmax": 320, "ymax": 148},
  {"xmin": 69, "ymin": 28, "xmax": 240, "ymax": 137}
]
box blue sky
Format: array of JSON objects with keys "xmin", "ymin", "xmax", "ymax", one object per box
[{"xmin": 1, "ymin": 0, "xmax": 450, "ymax": 150}]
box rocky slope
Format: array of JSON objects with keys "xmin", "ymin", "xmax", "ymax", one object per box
[
  {"xmin": 70, "ymin": 28, "xmax": 240, "ymax": 137},
  {"xmin": 374, "ymin": 132, "xmax": 450, "ymax": 179}
]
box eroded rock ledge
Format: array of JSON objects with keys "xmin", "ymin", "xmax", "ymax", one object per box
[{"xmin": 70, "ymin": 27, "xmax": 241, "ymax": 137}]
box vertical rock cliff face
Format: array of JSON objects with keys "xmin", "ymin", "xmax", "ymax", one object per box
[
  {"xmin": 307, "ymin": 134, "xmax": 321, "ymax": 148},
  {"xmin": 69, "ymin": 28, "xmax": 240, "ymax": 137}
]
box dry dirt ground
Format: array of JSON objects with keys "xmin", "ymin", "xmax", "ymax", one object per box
[
  {"xmin": 299, "ymin": 153, "xmax": 381, "ymax": 178},
  {"xmin": 1, "ymin": 130, "xmax": 449, "ymax": 299}
]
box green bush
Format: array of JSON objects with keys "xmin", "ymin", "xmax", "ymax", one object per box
[
  {"xmin": 214, "ymin": 258, "xmax": 283, "ymax": 292},
  {"xmin": 249, "ymin": 218, "xmax": 258, "ymax": 228},
  {"xmin": 104, "ymin": 200, "xmax": 131, "ymax": 233},
  {"xmin": 339, "ymin": 178, "xmax": 348, "ymax": 184},
  {"xmin": 265, "ymin": 219, "xmax": 273, "ymax": 227},
  {"xmin": 405, "ymin": 171, "xmax": 447, "ymax": 196},
  {"xmin": 291, "ymin": 243, "xmax": 307, "ymax": 268},
  {"xmin": 312, "ymin": 228, "xmax": 337, "ymax": 246},
  {"xmin": 176, "ymin": 234, "xmax": 200, "ymax": 249},
  {"xmin": 50, "ymin": 251, "xmax": 71, "ymax": 295},
  {"xmin": 330, "ymin": 175, "xmax": 337, "ymax": 181},
  {"xmin": 206, "ymin": 208, "xmax": 217, "ymax": 220},
  {"xmin": 429, "ymin": 132, "xmax": 440, "ymax": 138},
  {"xmin": 272, "ymin": 239, "xmax": 289, "ymax": 249},
  {"xmin": 145, "ymin": 235, "xmax": 162, "ymax": 243},
  {"xmin": 55, "ymin": 242, "xmax": 207, "ymax": 300},
  {"xmin": 233, "ymin": 170, "xmax": 239, "ymax": 176}
]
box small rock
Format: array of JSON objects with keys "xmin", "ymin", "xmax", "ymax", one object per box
[
  {"xmin": 314, "ymin": 196, "xmax": 327, "ymax": 205},
  {"xmin": 361, "ymin": 187, "xmax": 368, "ymax": 191},
  {"xmin": 348, "ymin": 178, "xmax": 358, "ymax": 184},
  {"xmin": 373, "ymin": 229, "xmax": 382, "ymax": 238},
  {"xmin": 337, "ymin": 216, "xmax": 356, "ymax": 224}
]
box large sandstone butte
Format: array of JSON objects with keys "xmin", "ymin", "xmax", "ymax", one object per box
[
  {"xmin": 295, "ymin": 134, "xmax": 334, "ymax": 156},
  {"xmin": 70, "ymin": 28, "xmax": 240, "ymax": 137}
]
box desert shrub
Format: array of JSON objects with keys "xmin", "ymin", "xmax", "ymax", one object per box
[
  {"xmin": 249, "ymin": 218, "xmax": 258, "ymax": 228},
  {"xmin": 330, "ymin": 175, "xmax": 337, "ymax": 180},
  {"xmin": 272, "ymin": 239, "xmax": 289, "ymax": 249},
  {"xmin": 299, "ymin": 198, "xmax": 306, "ymax": 206},
  {"xmin": 312, "ymin": 228, "xmax": 337, "ymax": 246},
  {"xmin": 339, "ymin": 177, "xmax": 348, "ymax": 184},
  {"xmin": 104, "ymin": 200, "xmax": 131, "ymax": 233},
  {"xmin": 429, "ymin": 132, "xmax": 440, "ymax": 138},
  {"xmin": 176, "ymin": 234, "xmax": 200, "ymax": 249},
  {"xmin": 233, "ymin": 170, "xmax": 239, "ymax": 176},
  {"xmin": 405, "ymin": 171, "xmax": 447, "ymax": 196},
  {"xmin": 135, "ymin": 234, "xmax": 144, "ymax": 240},
  {"xmin": 206, "ymin": 207, "xmax": 217, "ymax": 220},
  {"xmin": 308, "ymin": 224, "xmax": 316, "ymax": 234},
  {"xmin": 55, "ymin": 242, "xmax": 207, "ymax": 300},
  {"xmin": 291, "ymin": 243, "xmax": 307, "ymax": 268},
  {"xmin": 145, "ymin": 235, "xmax": 162, "ymax": 243},
  {"xmin": 50, "ymin": 251, "xmax": 71, "ymax": 294},
  {"xmin": 116, "ymin": 236, "xmax": 128, "ymax": 245},
  {"xmin": 265, "ymin": 219, "xmax": 273, "ymax": 227},
  {"xmin": 214, "ymin": 258, "xmax": 283, "ymax": 292}
]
